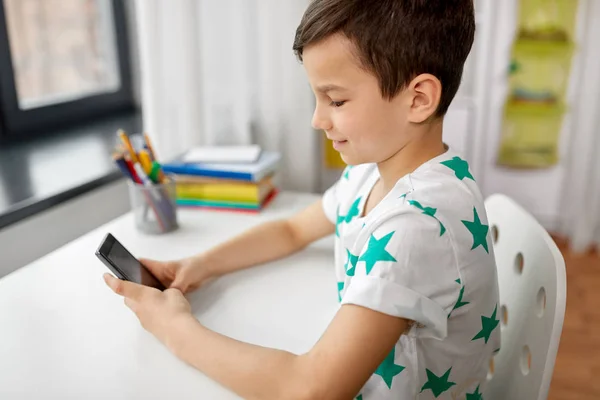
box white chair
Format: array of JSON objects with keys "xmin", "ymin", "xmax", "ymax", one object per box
[{"xmin": 483, "ymin": 194, "xmax": 567, "ymax": 400}]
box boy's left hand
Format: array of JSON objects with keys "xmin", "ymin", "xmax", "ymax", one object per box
[{"xmin": 103, "ymin": 273, "xmax": 193, "ymax": 348}]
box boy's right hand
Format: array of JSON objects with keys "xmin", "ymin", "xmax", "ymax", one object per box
[{"xmin": 140, "ymin": 257, "xmax": 214, "ymax": 294}]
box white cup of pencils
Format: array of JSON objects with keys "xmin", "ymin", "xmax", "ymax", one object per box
[{"xmin": 113, "ymin": 130, "xmax": 179, "ymax": 234}]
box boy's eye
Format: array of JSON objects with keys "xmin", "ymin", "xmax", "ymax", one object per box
[{"xmin": 330, "ymin": 100, "xmax": 346, "ymax": 107}]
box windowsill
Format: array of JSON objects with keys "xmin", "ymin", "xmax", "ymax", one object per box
[{"xmin": 0, "ymin": 110, "xmax": 143, "ymax": 230}]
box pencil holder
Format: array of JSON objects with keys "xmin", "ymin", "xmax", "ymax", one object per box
[{"xmin": 127, "ymin": 176, "xmax": 179, "ymax": 234}]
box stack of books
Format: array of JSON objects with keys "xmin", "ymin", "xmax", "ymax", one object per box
[{"xmin": 161, "ymin": 148, "xmax": 281, "ymax": 213}]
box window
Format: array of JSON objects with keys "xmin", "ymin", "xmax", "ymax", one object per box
[{"xmin": 0, "ymin": 0, "xmax": 133, "ymax": 141}]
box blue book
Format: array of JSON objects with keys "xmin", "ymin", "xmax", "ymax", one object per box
[{"xmin": 162, "ymin": 151, "xmax": 281, "ymax": 182}]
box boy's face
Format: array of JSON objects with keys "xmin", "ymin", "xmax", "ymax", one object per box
[{"xmin": 303, "ymin": 34, "xmax": 413, "ymax": 166}]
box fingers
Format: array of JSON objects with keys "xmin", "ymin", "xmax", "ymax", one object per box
[
  {"xmin": 140, "ymin": 258, "xmax": 174, "ymax": 286},
  {"xmin": 139, "ymin": 258, "xmax": 164, "ymax": 275},
  {"xmin": 103, "ymin": 273, "xmax": 147, "ymax": 301},
  {"xmin": 170, "ymin": 274, "xmax": 189, "ymax": 293}
]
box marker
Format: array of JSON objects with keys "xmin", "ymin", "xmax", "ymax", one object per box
[
  {"xmin": 118, "ymin": 130, "xmax": 138, "ymax": 164},
  {"xmin": 143, "ymin": 133, "xmax": 157, "ymax": 160}
]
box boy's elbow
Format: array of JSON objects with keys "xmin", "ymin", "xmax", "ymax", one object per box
[
  {"xmin": 285, "ymin": 379, "xmax": 325, "ymax": 400},
  {"xmin": 284, "ymin": 358, "xmax": 348, "ymax": 400},
  {"xmin": 288, "ymin": 381, "xmax": 350, "ymax": 400}
]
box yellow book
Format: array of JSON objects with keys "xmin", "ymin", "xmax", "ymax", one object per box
[{"xmin": 176, "ymin": 176, "xmax": 273, "ymax": 203}]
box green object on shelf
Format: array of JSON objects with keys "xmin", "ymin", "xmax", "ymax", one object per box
[
  {"xmin": 498, "ymin": 103, "xmax": 566, "ymax": 168},
  {"xmin": 504, "ymin": 101, "xmax": 566, "ymax": 117},
  {"xmin": 497, "ymin": 0, "xmax": 578, "ymax": 169},
  {"xmin": 513, "ymin": 38, "xmax": 575, "ymax": 56}
]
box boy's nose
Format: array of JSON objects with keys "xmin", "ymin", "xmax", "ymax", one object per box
[{"xmin": 311, "ymin": 107, "xmax": 333, "ymax": 131}]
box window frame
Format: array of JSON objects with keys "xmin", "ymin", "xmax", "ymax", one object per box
[{"xmin": 0, "ymin": 0, "xmax": 134, "ymax": 141}]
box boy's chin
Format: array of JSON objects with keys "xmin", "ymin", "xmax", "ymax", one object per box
[{"xmin": 339, "ymin": 152, "xmax": 362, "ymax": 166}]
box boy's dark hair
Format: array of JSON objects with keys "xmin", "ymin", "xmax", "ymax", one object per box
[{"xmin": 293, "ymin": 0, "xmax": 475, "ymax": 117}]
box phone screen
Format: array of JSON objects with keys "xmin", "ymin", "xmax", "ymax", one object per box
[{"xmin": 97, "ymin": 234, "xmax": 165, "ymax": 290}]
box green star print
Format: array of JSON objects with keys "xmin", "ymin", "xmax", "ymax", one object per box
[
  {"xmin": 420, "ymin": 367, "xmax": 456, "ymax": 398},
  {"xmin": 343, "ymin": 165, "xmax": 353, "ymax": 179},
  {"xmin": 345, "ymin": 197, "xmax": 362, "ymax": 223},
  {"xmin": 345, "ymin": 249, "xmax": 359, "ymax": 276},
  {"xmin": 466, "ymin": 385, "xmax": 483, "ymax": 400},
  {"xmin": 375, "ymin": 347, "xmax": 405, "ymax": 389},
  {"xmin": 448, "ymin": 285, "xmax": 470, "ymax": 318},
  {"xmin": 335, "ymin": 198, "xmax": 362, "ymax": 237},
  {"xmin": 472, "ymin": 305, "xmax": 500, "ymax": 344},
  {"xmin": 356, "ymin": 395, "xmax": 363, "ymax": 400},
  {"xmin": 337, "ymin": 282, "xmax": 344, "ymax": 302},
  {"xmin": 441, "ymin": 156, "xmax": 475, "ymax": 181},
  {"xmin": 462, "ymin": 207, "xmax": 489, "ymax": 253},
  {"xmin": 335, "ymin": 212, "xmax": 345, "ymax": 237},
  {"xmin": 359, "ymin": 231, "xmax": 397, "ymax": 274},
  {"xmin": 408, "ymin": 200, "xmax": 447, "ymax": 236},
  {"xmin": 408, "ymin": 200, "xmax": 436, "ymax": 217}
]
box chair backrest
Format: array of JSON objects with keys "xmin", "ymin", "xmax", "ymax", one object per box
[{"xmin": 483, "ymin": 194, "xmax": 567, "ymax": 400}]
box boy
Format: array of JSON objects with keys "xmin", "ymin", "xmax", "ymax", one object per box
[{"xmin": 104, "ymin": 0, "xmax": 500, "ymax": 399}]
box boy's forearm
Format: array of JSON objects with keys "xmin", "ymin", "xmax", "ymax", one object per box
[
  {"xmin": 169, "ymin": 316, "xmax": 312, "ymax": 400},
  {"xmin": 195, "ymin": 219, "xmax": 304, "ymax": 278}
]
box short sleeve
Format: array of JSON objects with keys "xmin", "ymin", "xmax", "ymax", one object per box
[
  {"xmin": 341, "ymin": 210, "xmax": 459, "ymax": 340},
  {"xmin": 322, "ymin": 180, "xmax": 339, "ymax": 224}
]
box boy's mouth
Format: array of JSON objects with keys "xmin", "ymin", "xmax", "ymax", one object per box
[{"xmin": 332, "ymin": 139, "xmax": 348, "ymax": 150}]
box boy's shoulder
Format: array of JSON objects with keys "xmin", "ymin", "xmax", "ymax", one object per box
[
  {"xmin": 341, "ymin": 149, "xmax": 484, "ymax": 210},
  {"xmin": 350, "ymin": 150, "xmax": 488, "ymax": 243}
]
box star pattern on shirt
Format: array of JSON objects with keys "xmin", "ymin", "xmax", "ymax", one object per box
[
  {"xmin": 333, "ymin": 158, "xmax": 498, "ymax": 398},
  {"xmin": 345, "ymin": 249, "xmax": 359, "ymax": 276},
  {"xmin": 335, "ymin": 197, "xmax": 362, "ymax": 237},
  {"xmin": 462, "ymin": 207, "xmax": 489, "ymax": 254},
  {"xmin": 472, "ymin": 305, "xmax": 500, "ymax": 344},
  {"xmin": 466, "ymin": 385, "xmax": 483, "ymax": 400},
  {"xmin": 343, "ymin": 165, "xmax": 354, "ymax": 180},
  {"xmin": 408, "ymin": 200, "xmax": 447, "ymax": 236},
  {"xmin": 441, "ymin": 156, "xmax": 475, "ymax": 181},
  {"xmin": 345, "ymin": 197, "xmax": 362, "ymax": 223},
  {"xmin": 337, "ymin": 282, "xmax": 344, "ymax": 302},
  {"xmin": 359, "ymin": 231, "xmax": 397, "ymax": 274},
  {"xmin": 374, "ymin": 346, "xmax": 405, "ymax": 389},
  {"xmin": 335, "ymin": 211, "xmax": 345, "ymax": 237},
  {"xmin": 420, "ymin": 367, "xmax": 456, "ymax": 397},
  {"xmin": 448, "ymin": 284, "xmax": 470, "ymax": 318}
]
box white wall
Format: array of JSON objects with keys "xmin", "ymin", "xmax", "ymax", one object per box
[{"xmin": 0, "ymin": 179, "xmax": 129, "ymax": 278}]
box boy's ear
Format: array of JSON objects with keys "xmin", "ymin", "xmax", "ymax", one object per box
[{"xmin": 406, "ymin": 74, "xmax": 442, "ymax": 123}]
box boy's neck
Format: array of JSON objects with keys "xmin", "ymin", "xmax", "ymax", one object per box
[{"xmin": 376, "ymin": 120, "xmax": 446, "ymax": 192}]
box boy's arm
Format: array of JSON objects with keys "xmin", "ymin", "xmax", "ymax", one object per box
[
  {"xmin": 169, "ymin": 304, "xmax": 408, "ymax": 400},
  {"xmin": 196, "ymin": 199, "xmax": 335, "ymax": 278}
]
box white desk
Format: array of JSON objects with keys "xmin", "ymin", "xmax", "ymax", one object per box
[{"xmin": 0, "ymin": 192, "xmax": 339, "ymax": 400}]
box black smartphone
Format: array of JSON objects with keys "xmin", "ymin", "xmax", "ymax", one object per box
[{"xmin": 95, "ymin": 233, "xmax": 166, "ymax": 291}]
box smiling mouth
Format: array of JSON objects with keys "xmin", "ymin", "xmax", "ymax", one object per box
[{"xmin": 332, "ymin": 139, "xmax": 348, "ymax": 150}]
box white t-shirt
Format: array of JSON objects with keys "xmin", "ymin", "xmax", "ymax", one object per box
[{"xmin": 322, "ymin": 148, "xmax": 500, "ymax": 399}]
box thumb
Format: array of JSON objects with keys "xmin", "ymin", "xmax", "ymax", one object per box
[
  {"xmin": 139, "ymin": 258, "xmax": 162, "ymax": 273},
  {"xmin": 139, "ymin": 258, "xmax": 172, "ymax": 281},
  {"xmin": 170, "ymin": 273, "xmax": 189, "ymax": 293}
]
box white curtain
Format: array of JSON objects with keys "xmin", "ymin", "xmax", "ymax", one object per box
[
  {"xmin": 132, "ymin": 0, "xmax": 320, "ymax": 192},
  {"xmin": 557, "ymin": 0, "xmax": 600, "ymax": 253}
]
